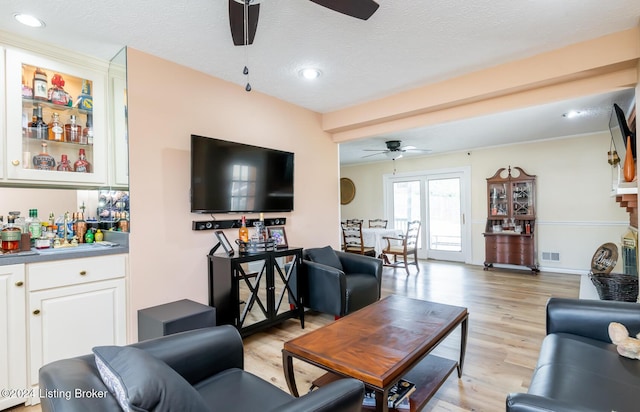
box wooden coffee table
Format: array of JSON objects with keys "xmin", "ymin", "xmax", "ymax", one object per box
[{"xmin": 282, "ymin": 295, "xmax": 468, "ymax": 412}]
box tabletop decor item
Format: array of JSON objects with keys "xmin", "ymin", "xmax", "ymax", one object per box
[{"xmin": 267, "ymin": 226, "xmax": 288, "ymax": 248}]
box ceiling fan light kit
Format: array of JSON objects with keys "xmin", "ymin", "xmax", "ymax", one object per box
[{"xmin": 362, "ymin": 139, "xmax": 432, "ymax": 161}]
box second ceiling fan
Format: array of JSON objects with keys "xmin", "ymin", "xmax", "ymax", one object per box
[{"xmin": 229, "ymin": 0, "xmax": 380, "ymax": 46}]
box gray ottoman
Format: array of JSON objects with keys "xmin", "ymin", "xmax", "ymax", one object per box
[{"xmin": 138, "ymin": 299, "xmax": 216, "ymax": 341}]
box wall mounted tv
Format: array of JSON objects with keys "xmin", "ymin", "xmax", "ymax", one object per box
[
  {"xmin": 190, "ymin": 135, "xmax": 294, "ymax": 213},
  {"xmin": 610, "ymin": 103, "xmax": 636, "ymax": 165}
]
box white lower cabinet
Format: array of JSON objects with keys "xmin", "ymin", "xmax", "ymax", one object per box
[
  {"xmin": 0, "ymin": 264, "xmax": 27, "ymax": 410},
  {"xmin": 26, "ymin": 254, "xmax": 127, "ymax": 405}
]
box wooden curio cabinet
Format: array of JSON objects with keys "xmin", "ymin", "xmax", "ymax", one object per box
[{"xmin": 483, "ymin": 166, "xmax": 538, "ymax": 272}]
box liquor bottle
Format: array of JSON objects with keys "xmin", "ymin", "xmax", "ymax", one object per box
[
  {"xmin": 75, "ymin": 213, "xmax": 87, "ymax": 244},
  {"xmin": 259, "ymin": 212, "xmax": 266, "ymax": 240},
  {"xmin": 32, "ymin": 67, "xmax": 48, "ymax": 101},
  {"xmin": 81, "ymin": 113, "xmax": 93, "ymax": 145},
  {"xmin": 118, "ymin": 212, "xmax": 129, "ymax": 232},
  {"xmin": 64, "ymin": 115, "xmax": 81, "ymax": 143},
  {"xmin": 56, "ymin": 154, "xmax": 72, "ymax": 171},
  {"xmin": 32, "ymin": 142, "xmax": 56, "ymax": 170},
  {"xmin": 74, "ymin": 149, "xmax": 91, "ymax": 173},
  {"xmin": 239, "ymin": 216, "xmax": 249, "ymax": 242},
  {"xmin": 48, "ymin": 112, "xmax": 64, "ymax": 141},
  {"xmin": 28, "ymin": 209, "xmax": 41, "ymax": 247},
  {"xmin": 29, "ymin": 106, "xmax": 48, "ymax": 140},
  {"xmin": 1, "ymin": 215, "xmax": 22, "ymax": 252},
  {"xmin": 84, "ymin": 228, "xmax": 94, "ymax": 244}
]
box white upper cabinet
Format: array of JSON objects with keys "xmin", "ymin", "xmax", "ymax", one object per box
[{"xmin": 4, "ymin": 48, "xmax": 107, "ymax": 186}]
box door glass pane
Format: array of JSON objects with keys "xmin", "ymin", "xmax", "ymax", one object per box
[
  {"xmin": 392, "ymin": 181, "xmax": 421, "ymax": 232},
  {"xmin": 428, "ymin": 178, "xmax": 461, "ymax": 252}
]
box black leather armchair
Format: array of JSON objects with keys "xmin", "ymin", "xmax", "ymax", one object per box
[
  {"xmin": 39, "ymin": 325, "xmax": 365, "ymax": 412},
  {"xmin": 506, "ymin": 298, "xmax": 640, "ymax": 412},
  {"xmin": 292, "ymin": 246, "xmax": 382, "ymax": 318}
]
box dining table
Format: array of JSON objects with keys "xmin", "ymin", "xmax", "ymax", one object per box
[{"xmin": 361, "ymin": 227, "xmax": 403, "ymax": 257}]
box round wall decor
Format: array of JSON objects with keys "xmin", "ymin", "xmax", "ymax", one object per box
[{"xmin": 340, "ymin": 178, "xmax": 356, "ymax": 205}]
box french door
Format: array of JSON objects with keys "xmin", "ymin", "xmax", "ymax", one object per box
[{"xmin": 383, "ymin": 167, "xmax": 471, "ymax": 263}]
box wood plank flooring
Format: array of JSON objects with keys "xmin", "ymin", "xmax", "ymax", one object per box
[{"xmin": 10, "ymin": 260, "xmax": 580, "ymax": 412}]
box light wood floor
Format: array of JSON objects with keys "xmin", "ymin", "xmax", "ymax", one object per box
[{"xmin": 11, "ymin": 260, "xmax": 580, "ymax": 412}]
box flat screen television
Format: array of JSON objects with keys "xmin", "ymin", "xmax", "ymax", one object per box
[
  {"xmin": 190, "ymin": 135, "xmax": 294, "ymax": 213},
  {"xmin": 609, "ymin": 103, "xmax": 636, "ymax": 165}
]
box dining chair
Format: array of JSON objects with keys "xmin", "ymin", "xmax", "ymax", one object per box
[
  {"xmin": 346, "ymin": 218, "xmax": 363, "ymax": 225},
  {"xmin": 382, "ymin": 220, "xmax": 421, "ymax": 274},
  {"xmin": 368, "ymin": 219, "xmax": 388, "ymax": 228},
  {"xmin": 341, "ymin": 221, "xmax": 376, "ymax": 257}
]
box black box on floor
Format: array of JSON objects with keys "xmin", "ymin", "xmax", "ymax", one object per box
[{"xmin": 138, "ymin": 299, "xmax": 216, "ymax": 341}]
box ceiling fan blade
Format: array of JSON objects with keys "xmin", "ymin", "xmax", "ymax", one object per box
[
  {"xmin": 309, "ymin": 0, "xmax": 379, "ymax": 20},
  {"xmin": 361, "ymin": 152, "xmax": 386, "ymax": 158},
  {"xmin": 229, "ymin": 0, "xmax": 260, "ymax": 46}
]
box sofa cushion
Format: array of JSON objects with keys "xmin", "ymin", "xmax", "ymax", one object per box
[
  {"xmin": 527, "ymin": 333, "xmax": 640, "ymax": 411},
  {"xmin": 93, "ymin": 345, "xmax": 209, "ymax": 412},
  {"xmin": 305, "ymin": 246, "xmax": 343, "ymax": 271},
  {"xmin": 194, "ymin": 368, "xmax": 293, "ymax": 412}
]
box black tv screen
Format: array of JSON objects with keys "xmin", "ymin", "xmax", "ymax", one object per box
[
  {"xmin": 609, "ymin": 103, "xmax": 636, "ymax": 164},
  {"xmin": 190, "ymin": 135, "xmax": 294, "ymax": 213}
]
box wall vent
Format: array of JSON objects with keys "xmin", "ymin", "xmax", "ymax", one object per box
[{"xmin": 541, "ymin": 252, "xmax": 560, "ymax": 262}]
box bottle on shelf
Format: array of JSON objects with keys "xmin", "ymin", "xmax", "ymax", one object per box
[
  {"xmin": 48, "ymin": 112, "xmax": 64, "ymax": 141},
  {"xmin": 29, "ymin": 106, "xmax": 48, "ymax": 140},
  {"xmin": 73, "ymin": 148, "xmax": 91, "ymax": 173},
  {"xmin": 75, "ymin": 213, "xmax": 87, "ymax": 244},
  {"xmin": 1, "ymin": 215, "xmax": 22, "ymax": 253},
  {"xmin": 33, "ymin": 142, "xmax": 56, "ymax": 170},
  {"xmin": 239, "ymin": 216, "xmax": 249, "ymax": 242},
  {"xmin": 32, "ymin": 67, "xmax": 48, "ymax": 101},
  {"xmin": 27, "ymin": 209, "xmax": 41, "ymax": 247},
  {"xmin": 56, "ymin": 154, "xmax": 72, "ymax": 171},
  {"xmin": 81, "ymin": 113, "xmax": 93, "ymax": 145},
  {"xmin": 118, "ymin": 212, "xmax": 129, "ymax": 232},
  {"xmin": 94, "ymin": 229, "xmax": 104, "ymax": 242},
  {"xmin": 84, "ymin": 228, "xmax": 94, "ymax": 244},
  {"xmin": 65, "ymin": 114, "xmax": 81, "ymax": 143}
]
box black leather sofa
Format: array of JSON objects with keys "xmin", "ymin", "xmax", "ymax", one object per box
[
  {"xmin": 39, "ymin": 325, "xmax": 364, "ymax": 412},
  {"xmin": 292, "ymin": 246, "xmax": 382, "ymax": 318},
  {"xmin": 506, "ymin": 298, "xmax": 640, "ymax": 412}
]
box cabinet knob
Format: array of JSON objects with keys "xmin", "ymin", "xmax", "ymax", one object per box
[
  {"xmin": 33, "ymin": 309, "xmax": 41, "ymax": 315},
  {"xmin": 79, "ymin": 270, "xmax": 87, "ymax": 276},
  {"xmin": 11, "ymin": 159, "xmax": 20, "ymax": 166},
  {"xmin": 15, "ymin": 281, "xmax": 24, "ymax": 287}
]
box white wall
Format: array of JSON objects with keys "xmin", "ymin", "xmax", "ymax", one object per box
[{"xmin": 341, "ymin": 132, "xmax": 630, "ymax": 273}]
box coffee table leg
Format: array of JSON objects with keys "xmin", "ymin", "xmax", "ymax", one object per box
[
  {"xmin": 282, "ymin": 350, "xmax": 300, "ymax": 397},
  {"xmin": 374, "ymin": 390, "xmax": 389, "ymax": 412},
  {"xmin": 457, "ymin": 315, "xmax": 469, "ymax": 378}
]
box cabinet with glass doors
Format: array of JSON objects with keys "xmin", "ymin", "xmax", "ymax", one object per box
[
  {"xmin": 4, "ymin": 48, "xmax": 106, "ymax": 186},
  {"xmin": 483, "ymin": 166, "xmax": 538, "ymax": 272}
]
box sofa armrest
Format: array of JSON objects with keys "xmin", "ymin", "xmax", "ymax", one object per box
[
  {"xmin": 546, "ymin": 298, "xmax": 640, "ymax": 342},
  {"xmin": 336, "ymin": 251, "xmax": 382, "ymax": 280},
  {"xmin": 506, "ymin": 392, "xmax": 601, "ymax": 412},
  {"xmin": 274, "ymin": 378, "xmax": 365, "ymax": 412},
  {"xmin": 132, "ymin": 325, "xmax": 244, "ymax": 385},
  {"xmin": 304, "ymin": 260, "xmax": 347, "ymax": 314}
]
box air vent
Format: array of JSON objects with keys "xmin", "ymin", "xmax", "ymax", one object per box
[{"xmin": 541, "ymin": 252, "xmax": 560, "ymax": 262}]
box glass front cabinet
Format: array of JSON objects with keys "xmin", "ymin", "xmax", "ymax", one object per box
[
  {"xmin": 483, "ymin": 166, "xmax": 538, "ymax": 272},
  {"xmin": 4, "ymin": 48, "xmax": 106, "ymax": 186}
]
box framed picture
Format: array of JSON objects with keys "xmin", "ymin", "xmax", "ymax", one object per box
[
  {"xmin": 268, "ymin": 226, "xmax": 288, "ymax": 248},
  {"xmin": 214, "ymin": 230, "xmax": 234, "ymax": 256}
]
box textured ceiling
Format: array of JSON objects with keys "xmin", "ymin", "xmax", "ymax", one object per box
[{"xmin": 0, "ymin": 0, "xmax": 638, "ymax": 164}]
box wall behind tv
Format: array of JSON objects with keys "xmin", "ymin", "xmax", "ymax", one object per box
[{"xmin": 126, "ymin": 49, "xmax": 339, "ymax": 340}]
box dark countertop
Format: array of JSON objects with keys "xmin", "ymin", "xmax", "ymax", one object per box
[{"xmin": 0, "ymin": 231, "xmax": 129, "ymax": 266}]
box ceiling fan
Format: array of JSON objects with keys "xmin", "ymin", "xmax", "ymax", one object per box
[
  {"xmin": 229, "ymin": 0, "xmax": 380, "ymax": 46},
  {"xmin": 362, "ymin": 140, "xmax": 432, "ymax": 160}
]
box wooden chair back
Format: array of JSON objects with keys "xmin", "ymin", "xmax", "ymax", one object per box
[
  {"xmin": 403, "ymin": 220, "xmax": 421, "ymax": 252},
  {"xmin": 341, "ymin": 221, "xmax": 376, "ymax": 256},
  {"xmin": 368, "ymin": 219, "xmax": 388, "ymax": 228}
]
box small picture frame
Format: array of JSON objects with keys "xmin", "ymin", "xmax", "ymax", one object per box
[
  {"xmin": 215, "ymin": 230, "xmax": 234, "ymax": 256},
  {"xmin": 267, "ymin": 226, "xmax": 288, "ymax": 248}
]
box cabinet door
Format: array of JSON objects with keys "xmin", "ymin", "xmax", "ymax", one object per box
[
  {"xmin": 0, "ymin": 47, "xmax": 5, "ymax": 179},
  {"xmin": 488, "ymin": 182, "xmax": 508, "ymax": 217},
  {"xmin": 5, "ymin": 48, "xmax": 106, "ymax": 185},
  {"xmin": 0, "ymin": 264, "xmax": 27, "ymax": 410},
  {"xmin": 511, "ymin": 181, "xmax": 534, "ymax": 218},
  {"xmin": 28, "ymin": 278, "xmax": 126, "ymax": 390},
  {"xmin": 109, "ymin": 48, "xmax": 129, "ymax": 188}
]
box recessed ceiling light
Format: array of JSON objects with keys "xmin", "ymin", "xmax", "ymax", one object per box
[
  {"xmin": 299, "ymin": 68, "xmax": 321, "ymax": 80},
  {"xmin": 562, "ymin": 110, "xmax": 581, "ymax": 119},
  {"xmin": 13, "ymin": 13, "xmax": 45, "ymax": 28}
]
